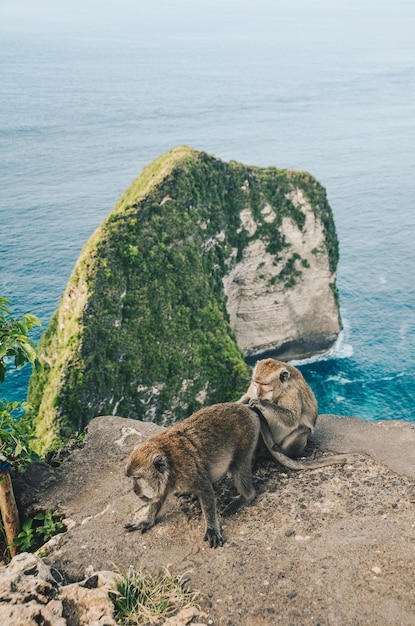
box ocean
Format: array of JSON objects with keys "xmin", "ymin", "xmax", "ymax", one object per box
[{"xmin": 1, "ymin": 0, "xmax": 414, "ymax": 423}]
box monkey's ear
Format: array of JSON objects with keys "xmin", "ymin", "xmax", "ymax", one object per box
[
  {"xmin": 280, "ymin": 369, "xmax": 290, "ymax": 382},
  {"xmin": 152, "ymin": 454, "xmax": 168, "ymax": 473}
]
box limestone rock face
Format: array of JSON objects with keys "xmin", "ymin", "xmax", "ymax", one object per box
[
  {"xmin": 223, "ymin": 189, "xmax": 340, "ymax": 361},
  {"xmin": 28, "ymin": 147, "xmax": 340, "ymax": 449}
]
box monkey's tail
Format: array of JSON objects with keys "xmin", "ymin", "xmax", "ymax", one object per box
[
  {"xmin": 252, "ymin": 405, "xmax": 357, "ymax": 471},
  {"xmin": 270, "ymin": 447, "xmax": 357, "ymax": 470}
]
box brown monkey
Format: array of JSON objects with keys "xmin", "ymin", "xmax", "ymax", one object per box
[
  {"xmin": 239, "ymin": 358, "xmax": 319, "ymax": 458},
  {"xmin": 125, "ymin": 402, "xmax": 355, "ymax": 547}
]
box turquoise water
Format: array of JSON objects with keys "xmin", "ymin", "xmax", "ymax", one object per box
[{"xmin": 1, "ymin": 1, "xmax": 414, "ymax": 422}]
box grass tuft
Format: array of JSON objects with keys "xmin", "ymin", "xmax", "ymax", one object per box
[{"xmin": 111, "ymin": 567, "xmax": 199, "ymax": 625}]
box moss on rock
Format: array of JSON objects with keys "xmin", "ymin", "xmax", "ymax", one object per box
[{"xmin": 28, "ymin": 147, "xmax": 339, "ymax": 452}]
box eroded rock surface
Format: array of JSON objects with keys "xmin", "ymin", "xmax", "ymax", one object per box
[
  {"xmin": 0, "ymin": 552, "xmax": 118, "ymax": 626},
  {"xmin": 224, "ymin": 189, "xmax": 339, "ymax": 361}
]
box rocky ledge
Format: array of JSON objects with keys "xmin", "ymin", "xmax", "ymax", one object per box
[{"xmin": 6, "ymin": 414, "xmax": 415, "ymax": 626}]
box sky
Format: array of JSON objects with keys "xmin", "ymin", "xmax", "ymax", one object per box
[{"xmin": 1, "ymin": 0, "xmax": 413, "ymax": 36}]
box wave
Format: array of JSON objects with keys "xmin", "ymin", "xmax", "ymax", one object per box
[{"xmin": 290, "ymin": 328, "xmax": 354, "ymax": 367}]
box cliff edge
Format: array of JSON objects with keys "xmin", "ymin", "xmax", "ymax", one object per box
[
  {"xmin": 11, "ymin": 414, "xmax": 415, "ymax": 626},
  {"xmin": 28, "ymin": 147, "xmax": 340, "ymax": 450}
]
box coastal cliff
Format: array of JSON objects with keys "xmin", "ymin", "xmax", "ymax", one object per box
[
  {"xmin": 223, "ymin": 185, "xmax": 340, "ymax": 362},
  {"xmin": 28, "ymin": 147, "xmax": 341, "ymax": 450}
]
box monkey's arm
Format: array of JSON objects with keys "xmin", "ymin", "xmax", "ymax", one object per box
[
  {"xmin": 237, "ymin": 381, "xmax": 257, "ymax": 404},
  {"xmin": 125, "ymin": 493, "xmax": 168, "ymax": 534},
  {"xmin": 248, "ymin": 397, "xmax": 299, "ymax": 428}
]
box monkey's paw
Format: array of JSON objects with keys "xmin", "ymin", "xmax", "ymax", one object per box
[
  {"xmin": 248, "ymin": 398, "xmax": 264, "ymax": 409},
  {"xmin": 239, "ymin": 395, "xmax": 251, "ymax": 404},
  {"xmin": 124, "ymin": 520, "xmax": 152, "ymax": 534},
  {"xmin": 204, "ymin": 528, "xmax": 224, "ymax": 548}
]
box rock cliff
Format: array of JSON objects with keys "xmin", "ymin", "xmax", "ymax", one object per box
[
  {"xmin": 28, "ymin": 147, "xmax": 340, "ymax": 451},
  {"xmin": 223, "ymin": 186, "xmax": 340, "ymax": 362}
]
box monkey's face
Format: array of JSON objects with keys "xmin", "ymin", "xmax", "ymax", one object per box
[
  {"xmin": 252, "ymin": 359, "xmax": 291, "ymax": 401},
  {"xmin": 126, "ymin": 448, "xmax": 169, "ymax": 501},
  {"xmin": 130, "ymin": 471, "xmax": 158, "ymax": 501},
  {"xmin": 253, "ymin": 380, "xmax": 274, "ymax": 400}
]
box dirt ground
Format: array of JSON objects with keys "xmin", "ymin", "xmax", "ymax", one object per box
[{"xmin": 12, "ymin": 415, "xmax": 415, "ymax": 626}]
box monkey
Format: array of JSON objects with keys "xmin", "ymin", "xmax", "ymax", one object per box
[
  {"xmin": 125, "ymin": 403, "xmax": 260, "ymax": 548},
  {"xmin": 125, "ymin": 402, "xmax": 355, "ymax": 548},
  {"xmin": 239, "ymin": 357, "xmax": 320, "ymax": 459}
]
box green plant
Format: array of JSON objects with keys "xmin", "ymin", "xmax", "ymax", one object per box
[
  {"xmin": 277, "ymin": 252, "xmax": 303, "ymax": 288},
  {"xmin": 111, "ymin": 567, "xmax": 199, "ymax": 626},
  {"xmin": 0, "ymin": 297, "xmax": 41, "ymax": 470},
  {"xmin": 0, "ymin": 297, "xmax": 41, "ymax": 383},
  {"xmin": 0, "ymin": 518, "xmax": 7, "ymax": 560},
  {"xmin": 12, "ymin": 517, "xmax": 36, "ymax": 551},
  {"xmin": 0, "ymin": 297, "xmax": 41, "ymax": 559},
  {"xmin": 12, "ymin": 511, "xmax": 65, "ymax": 552},
  {"xmin": 0, "ymin": 400, "xmax": 38, "ymax": 471},
  {"xmin": 34, "ymin": 510, "xmax": 65, "ymax": 543}
]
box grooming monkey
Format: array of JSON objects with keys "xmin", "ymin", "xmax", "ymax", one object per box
[
  {"xmin": 125, "ymin": 402, "xmax": 355, "ymax": 547},
  {"xmin": 239, "ymin": 357, "xmax": 319, "ymax": 458}
]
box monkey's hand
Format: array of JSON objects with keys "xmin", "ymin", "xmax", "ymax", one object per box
[
  {"xmin": 248, "ymin": 398, "xmax": 264, "ymax": 408},
  {"xmin": 204, "ymin": 528, "xmax": 224, "ymax": 548},
  {"xmin": 124, "ymin": 520, "xmax": 153, "ymax": 534}
]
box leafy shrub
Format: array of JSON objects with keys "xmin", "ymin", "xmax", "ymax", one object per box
[
  {"xmin": 12, "ymin": 511, "xmax": 65, "ymax": 553},
  {"xmin": 0, "ymin": 400, "xmax": 38, "ymax": 471},
  {"xmin": 0, "ymin": 297, "xmax": 41, "ymax": 469},
  {"xmin": 0, "ymin": 297, "xmax": 41, "ymax": 383},
  {"xmin": 0, "ymin": 297, "xmax": 42, "ymax": 560}
]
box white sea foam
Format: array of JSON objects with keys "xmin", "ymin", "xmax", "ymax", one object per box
[
  {"xmin": 290, "ymin": 328, "xmax": 354, "ymax": 367},
  {"xmin": 326, "ymin": 374, "xmax": 353, "ymax": 385}
]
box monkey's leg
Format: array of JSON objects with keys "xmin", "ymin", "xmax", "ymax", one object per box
[
  {"xmin": 124, "ymin": 493, "xmax": 167, "ymax": 534},
  {"xmin": 279, "ymin": 425, "xmax": 311, "ymax": 458},
  {"xmin": 222, "ymin": 460, "xmax": 256, "ymax": 517},
  {"xmin": 197, "ymin": 482, "xmax": 224, "ymax": 548}
]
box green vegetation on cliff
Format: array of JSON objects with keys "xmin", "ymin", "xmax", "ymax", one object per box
[{"xmin": 28, "ymin": 147, "xmax": 339, "ymax": 452}]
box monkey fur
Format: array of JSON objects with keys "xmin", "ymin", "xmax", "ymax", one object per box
[
  {"xmin": 125, "ymin": 402, "xmax": 355, "ymax": 547},
  {"xmin": 125, "ymin": 403, "xmax": 261, "ymax": 548},
  {"xmin": 239, "ymin": 357, "xmax": 320, "ymax": 459}
]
